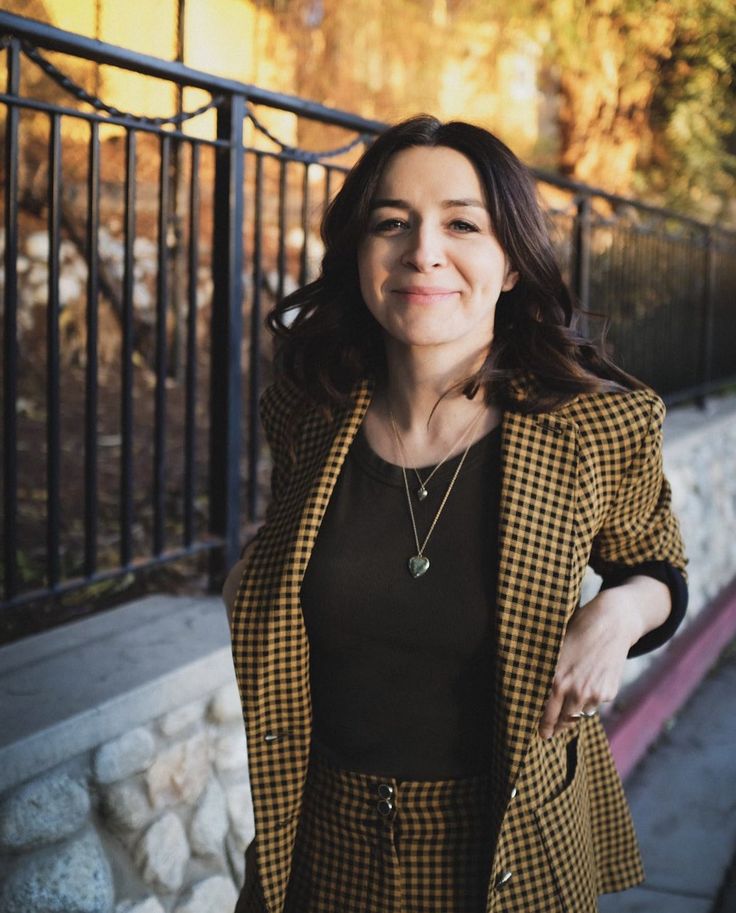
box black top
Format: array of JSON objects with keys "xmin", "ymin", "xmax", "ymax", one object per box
[{"xmin": 300, "ymin": 422, "xmax": 687, "ymax": 780}]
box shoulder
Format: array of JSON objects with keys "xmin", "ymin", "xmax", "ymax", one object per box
[
  {"xmin": 560, "ymin": 385, "xmax": 662, "ymax": 428},
  {"xmin": 556, "ymin": 386, "xmax": 665, "ymax": 464},
  {"xmin": 259, "ymin": 375, "xmax": 306, "ymax": 422},
  {"xmin": 258, "ymin": 376, "xmax": 315, "ymax": 446},
  {"xmin": 259, "ymin": 375, "xmax": 372, "ymax": 440}
]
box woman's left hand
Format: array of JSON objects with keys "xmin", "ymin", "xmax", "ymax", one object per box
[{"xmin": 538, "ymin": 577, "xmax": 669, "ymax": 740}]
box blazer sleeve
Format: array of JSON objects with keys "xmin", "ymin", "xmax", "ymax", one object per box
[
  {"xmin": 598, "ymin": 560, "xmax": 688, "ymax": 656},
  {"xmin": 588, "ymin": 393, "xmax": 689, "ymax": 655}
]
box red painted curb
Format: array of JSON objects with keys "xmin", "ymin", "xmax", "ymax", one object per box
[{"xmin": 605, "ymin": 577, "xmax": 736, "ymax": 780}]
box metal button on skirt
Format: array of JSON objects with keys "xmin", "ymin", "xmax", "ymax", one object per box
[{"xmin": 283, "ymin": 741, "xmax": 496, "ymax": 913}]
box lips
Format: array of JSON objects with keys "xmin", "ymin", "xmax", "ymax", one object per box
[{"xmin": 393, "ymin": 286, "xmax": 458, "ymax": 297}]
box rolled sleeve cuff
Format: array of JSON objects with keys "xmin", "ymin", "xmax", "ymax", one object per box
[{"xmin": 598, "ymin": 560, "xmax": 689, "ymax": 657}]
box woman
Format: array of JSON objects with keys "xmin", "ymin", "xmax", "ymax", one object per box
[{"xmin": 224, "ymin": 115, "xmax": 688, "ymax": 913}]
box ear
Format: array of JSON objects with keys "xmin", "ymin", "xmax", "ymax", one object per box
[{"xmin": 502, "ymin": 268, "xmax": 519, "ymax": 292}]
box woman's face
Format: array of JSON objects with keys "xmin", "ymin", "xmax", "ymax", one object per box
[{"xmin": 357, "ymin": 145, "xmax": 518, "ymax": 363}]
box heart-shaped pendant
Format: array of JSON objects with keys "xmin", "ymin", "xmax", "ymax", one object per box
[
  {"xmin": 408, "ymin": 555, "xmax": 430, "ymax": 578},
  {"xmin": 417, "ymin": 486, "xmax": 428, "ymax": 501}
]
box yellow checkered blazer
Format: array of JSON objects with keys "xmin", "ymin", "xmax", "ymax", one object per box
[{"xmin": 231, "ymin": 372, "xmax": 688, "ymax": 913}]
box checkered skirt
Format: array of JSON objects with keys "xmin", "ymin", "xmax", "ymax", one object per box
[{"xmin": 236, "ymin": 741, "xmax": 497, "ymax": 913}]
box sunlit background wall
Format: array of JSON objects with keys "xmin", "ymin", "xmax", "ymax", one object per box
[{"xmin": 8, "ymin": 0, "xmax": 736, "ymax": 225}]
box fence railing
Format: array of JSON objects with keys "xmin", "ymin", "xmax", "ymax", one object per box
[{"xmin": 1, "ymin": 10, "xmax": 734, "ymax": 640}]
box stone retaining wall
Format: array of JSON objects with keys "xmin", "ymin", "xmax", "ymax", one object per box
[
  {"xmin": 0, "ymin": 671, "xmax": 251, "ymax": 913},
  {"xmin": 1, "ymin": 390, "xmax": 735, "ymax": 912},
  {"xmin": 0, "ymin": 596, "xmax": 248, "ymax": 913}
]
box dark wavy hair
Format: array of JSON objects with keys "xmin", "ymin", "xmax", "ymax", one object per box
[{"xmin": 267, "ymin": 114, "xmax": 646, "ymax": 416}]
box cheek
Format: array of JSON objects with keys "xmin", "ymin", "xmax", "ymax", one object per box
[
  {"xmin": 357, "ymin": 248, "xmax": 387, "ymax": 302},
  {"xmin": 357, "ymin": 271, "xmax": 373, "ymax": 314},
  {"xmin": 473, "ymin": 254, "xmax": 511, "ymax": 295},
  {"xmin": 357, "ymin": 247, "xmax": 374, "ymax": 287}
]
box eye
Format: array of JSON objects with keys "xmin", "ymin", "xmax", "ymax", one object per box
[
  {"xmin": 370, "ymin": 217, "xmax": 408, "ymax": 234},
  {"xmin": 449, "ymin": 219, "xmax": 480, "ymax": 233}
]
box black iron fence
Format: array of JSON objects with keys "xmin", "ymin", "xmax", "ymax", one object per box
[{"xmin": 1, "ymin": 11, "xmax": 734, "ymax": 640}]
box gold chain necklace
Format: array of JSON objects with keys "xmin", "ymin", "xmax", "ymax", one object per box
[
  {"xmin": 389, "ymin": 407, "xmax": 485, "ymax": 578},
  {"xmin": 408, "ymin": 407, "xmax": 488, "ymax": 500}
]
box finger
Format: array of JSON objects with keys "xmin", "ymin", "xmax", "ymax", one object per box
[
  {"xmin": 539, "ymin": 683, "xmax": 566, "ymax": 740},
  {"xmin": 553, "ymin": 718, "xmax": 578, "ymax": 738},
  {"xmin": 559, "ymin": 686, "xmax": 588, "ymax": 724},
  {"xmin": 557, "ymin": 704, "xmax": 599, "ymax": 736},
  {"xmin": 553, "ymin": 706, "xmax": 598, "ymax": 738}
]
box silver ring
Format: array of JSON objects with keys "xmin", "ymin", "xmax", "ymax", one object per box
[{"xmin": 569, "ymin": 708, "xmax": 598, "ymax": 719}]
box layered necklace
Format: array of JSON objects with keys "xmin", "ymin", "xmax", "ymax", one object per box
[{"xmin": 389, "ymin": 405, "xmax": 487, "ymax": 579}]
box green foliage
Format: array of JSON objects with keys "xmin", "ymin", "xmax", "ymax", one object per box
[
  {"xmin": 515, "ymin": 0, "xmax": 736, "ymax": 221},
  {"xmin": 284, "ymin": 0, "xmax": 736, "ymax": 221},
  {"xmin": 641, "ymin": 0, "xmax": 736, "ymax": 220}
]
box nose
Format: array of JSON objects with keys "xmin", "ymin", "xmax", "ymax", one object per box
[{"xmin": 400, "ymin": 223, "xmax": 446, "ymax": 271}]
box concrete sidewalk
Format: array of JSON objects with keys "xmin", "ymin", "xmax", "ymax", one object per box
[{"xmin": 599, "ymin": 641, "xmax": 736, "ymax": 913}]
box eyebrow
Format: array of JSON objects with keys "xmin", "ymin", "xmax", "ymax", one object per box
[{"xmin": 369, "ymin": 197, "xmax": 487, "ymax": 211}]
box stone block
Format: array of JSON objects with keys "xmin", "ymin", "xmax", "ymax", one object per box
[
  {"xmin": 93, "ymin": 728, "xmax": 156, "ymax": 785},
  {"xmin": 0, "ymin": 772, "xmax": 90, "ymax": 851},
  {"xmin": 213, "ymin": 725, "xmax": 248, "ymax": 774},
  {"xmin": 100, "ymin": 780, "xmax": 154, "ymax": 832},
  {"xmin": 59, "ymin": 239, "xmax": 77, "ymax": 262},
  {"xmin": 0, "ymin": 828, "xmax": 114, "ymax": 913},
  {"xmin": 208, "ymin": 685, "xmax": 242, "ymax": 724},
  {"xmin": 133, "ymin": 238, "xmax": 156, "ymax": 259},
  {"xmin": 25, "ymin": 231, "xmax": 50, "ymax": 261},
  {"xmin": 134, "ymin": 812, "xmax": 189, "ymax": 894},
  {"xmin": 115, "ymin": 898, "xmax": 165, "ymax": 913},
  {"xmin": 27, "ymin": 263, "xmax": 49, "ymax": 287},
  {"xmin": 172, "ymin": 876, "xmax": 237, "ymax": 913},
  {"xmin": 133, "ymin": 284, "xmax": 152, "ymax": 311},
  {"xmin": 29, "ymin": 284, "xmax": 48, "ymax": 306},
  {"xmin": 189, "ymin": 778, "xmax": 228, "ymax": 859},
  {"xmin": 59, "ymin": 273, "xmax": 82, "ymax": 306},
  {"xmin": 157, "ymin": 701, "xmax": 205, "ymax": 739},
  {"xmin": 225, "ymin": 782, "xmax": 255, "ymax": 853},
  {"xmin": 98, "ymin": 231, "xmax": 123, "ymax": 261},
  {"xmin": 68, "ymin": 256, "xmax": 89, "ymax": 282},
  {"xmin": 146, "ymin": 733, "xmax": 209, "ymax": 810}
]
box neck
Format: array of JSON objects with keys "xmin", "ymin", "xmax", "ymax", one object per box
[
  {"xmin": 362, "ymin": 344, "xmax": 500, "ymax": 468},
  {"xmin": 379, "ymin": 341, "xmax": 488, "ymax": 433}
]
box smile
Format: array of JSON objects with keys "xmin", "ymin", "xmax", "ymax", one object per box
[{"xmin": 393, "ymin": 287, "xmax": 459, "ymax": 301}]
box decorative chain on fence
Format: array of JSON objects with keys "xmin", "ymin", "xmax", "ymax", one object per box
[
  {"xmin": 245, "ymin": 105, "xmax": 372, "ymax": 162},
  {"xmin": 4, "ymin": 36, "xmax": 373, "ymax": 162},
  {"xmin": 16, "ymin": 38, "xmax": 225, "ymax": 126}
]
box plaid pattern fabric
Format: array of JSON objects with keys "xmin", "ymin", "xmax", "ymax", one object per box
[
  {"xmin": 278, "ymin": 743, "xmax": 495, "ymax": 913},
  {"xmin": 230, "ymin": 374, "xmax": 687, "ymax": 913}
]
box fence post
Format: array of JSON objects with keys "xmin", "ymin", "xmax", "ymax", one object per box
[
  {"xmin": 572, "ymin": 194, "xmax": 591, "ymax": 335},
  {"xmin": 246, "ymin": 153, "xmax": 264, "ymax": 524},
  {"xmin": 572, "ymin": 196, "xmax": 590, "ymax": 308},
  {"xmin": 3, "ymin": 37, "xmax": 21, "ymax": 602},
  {"xmin": 695, "ymin": 227, "xmax": 716, "ymax": 409},
  {"xmin": 209, "ymin": 94, "xmax": 245, "ymax": 584}
]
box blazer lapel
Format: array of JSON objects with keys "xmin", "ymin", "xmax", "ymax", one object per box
[{"xmin": 493, "ymin": 407, "xmax": 579, "ymax": 796}]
